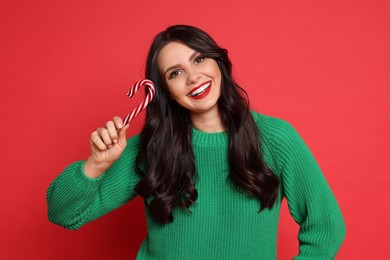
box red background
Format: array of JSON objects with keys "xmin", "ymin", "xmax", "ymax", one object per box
[{"xmin": 1, "ymin": 0, "xmax": 389, "ymax": 259}]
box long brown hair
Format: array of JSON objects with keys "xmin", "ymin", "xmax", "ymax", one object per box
[{"xmin": 135, "ymin": 25, "xmax": 279, "ymax": 224}]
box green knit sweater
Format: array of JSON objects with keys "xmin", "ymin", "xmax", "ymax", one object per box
[{"xmin": 46, "ymin": 112, "xmax": 346, "ymax": 259}]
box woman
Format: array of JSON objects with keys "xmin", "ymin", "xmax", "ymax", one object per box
[{"xmin": 47, "ymin": 25, "xmax": 346, "ymax": 259}]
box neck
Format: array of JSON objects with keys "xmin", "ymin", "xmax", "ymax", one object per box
[{"xmin": 189, "ymin": 108, "xmax": 225, "ymax": 133}]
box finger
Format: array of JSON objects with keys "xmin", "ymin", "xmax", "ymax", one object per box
[
  {"xmin": 105, "ymin": 121, "xmax": 119, "ymax": 143},
  {"xmin": 113, "ymin": 116, "xmax": 124, "ymax": 129},
  {"xmin": 118, "ymin": 124, "xmax": 129, "ymax": 144},
  {"xmin": 97, "ymin": 128, "xmax": 113, "ymax": 148},
  {"xmin": 91, "ymin": 131, "xmax": 108, "ymax": 151}
]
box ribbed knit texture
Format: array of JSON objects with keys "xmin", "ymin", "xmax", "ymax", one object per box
[{"xmin": 46, "ymin": 112, "xmax": 346, "ymax": 259}]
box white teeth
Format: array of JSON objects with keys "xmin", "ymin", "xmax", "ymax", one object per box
[{"xmin": 189, "ymin": 83, "xmax": 210, "ymax": 97}]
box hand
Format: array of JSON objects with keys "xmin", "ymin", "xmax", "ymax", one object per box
[{"xmin": 84, "ymin": 116, "xmax": 130, "ymax": 178}]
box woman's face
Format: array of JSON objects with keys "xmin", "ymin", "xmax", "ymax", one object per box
[{"xmin": 158, "ymin": 41, "xmax": 222, "ymax": 116}]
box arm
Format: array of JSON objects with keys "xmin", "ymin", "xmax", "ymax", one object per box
[
  {"xmin": 273, "ymin": 120, "xmax": 346, "ymax": 259},
  {"xmin": 46, "ymin": 135, "xmax": 141, "ymax": 230}
]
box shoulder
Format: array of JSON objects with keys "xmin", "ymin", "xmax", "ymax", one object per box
[
  {"xmin": 126, "ymin": 133, "xmax": 141, "ymax": 147},
  {"xmin": 251, "ymin": 110, "xmax": 300, "ymax": 146},
  {"xmin": 122, "ymin": 133, "xmax": 141, "ymax": 157},
  {"xmin": 251, "ymin": 110, "xmax": 318, "ymax": 172},
  {"xmin": 250, "ymin": 111, "xmax": 311, "ymax": 170}
]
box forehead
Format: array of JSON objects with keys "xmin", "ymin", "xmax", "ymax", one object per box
[{"xmin": 157, "ymin": 41, "xmax": 196, "ymax": 70}]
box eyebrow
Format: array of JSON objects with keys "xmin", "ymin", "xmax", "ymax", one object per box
[{"xmin": 163, "ymin": 51, "xmax": 199, "ymax": 76}]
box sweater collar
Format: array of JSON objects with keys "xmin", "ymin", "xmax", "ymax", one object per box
[{"xmin": 191, "ymin": 127, "xmax": 229, "ymax": 145}]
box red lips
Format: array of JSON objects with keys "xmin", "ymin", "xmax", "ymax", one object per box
[{"xmin": 187, "ymin": 81, "xmax": 212, "ymax": 100}]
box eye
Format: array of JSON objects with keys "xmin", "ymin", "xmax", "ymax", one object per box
[
  {"xmin": 169, "ymin": 70, "xmax": 182, "ymax": 79},
  {"xmin": 194, "ymin": 56, "xmax": 205, "ymax": 64}
]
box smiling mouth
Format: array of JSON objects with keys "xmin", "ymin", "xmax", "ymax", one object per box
[{"xmin": 187, "ymin": 81, "xmax": 212, "ymax": 97}]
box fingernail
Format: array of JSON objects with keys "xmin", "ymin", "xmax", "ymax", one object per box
[
  {"xmin": 113, "ymin": 139, "xmax": 118, "ymax": 143},
  {"xmin": 118, "ymin": 123, "xmax": 123, "ymax": 129}
]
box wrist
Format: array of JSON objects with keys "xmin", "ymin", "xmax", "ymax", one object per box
[{"xmin": 84, "ymin": 156, "xmax": 111, "ymax": 178}]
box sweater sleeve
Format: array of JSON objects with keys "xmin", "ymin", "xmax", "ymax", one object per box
[
  {"xmin": 270, "ymin": 119, "xmax": 346, "ymax": 259},
  {"xmin": 46, "ymin": 135, "xmax": 141, "ymax": 230}
]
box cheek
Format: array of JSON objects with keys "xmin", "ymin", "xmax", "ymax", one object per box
[
  {"xmin": 206, "ymin": 62, "xmax": 222, "ymax": 80},
  {"xmin": 210, "ymin": 68, "xmax": 222, "ymax": 88},
  {"xmin": 167, "ymin": 83, "xmax": 182, "ymax": 98}
]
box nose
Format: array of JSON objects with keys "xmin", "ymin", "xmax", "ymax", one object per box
[{"xmin": 186, "ymin": 69, "xmax": 201, "ymax": 85}]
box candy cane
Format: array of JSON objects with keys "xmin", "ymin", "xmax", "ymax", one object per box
[{"xmin": 123, "ymin": 79, "xmax": 155, "ymax": 125}]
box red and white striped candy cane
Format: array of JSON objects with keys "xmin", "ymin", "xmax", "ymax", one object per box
[{"xmin": 123, "ymin": 79, "xmax": 155, "ymax": 125}]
